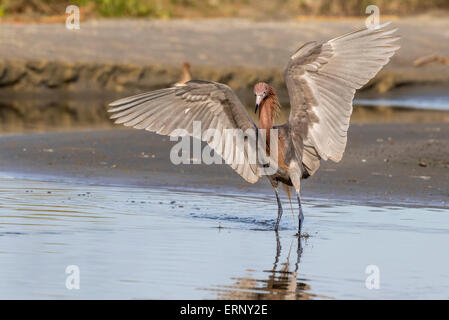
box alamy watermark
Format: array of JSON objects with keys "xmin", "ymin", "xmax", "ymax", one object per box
[
  {"xmin": 65, "ymin": 265, "xmax": 80, "ymax": 290},
  {"xmin": 168, "ymin": 121, "xmax": 279, "ymax": 176},
  {"xmin": 66, "ymin": 5, "xmax": 80, "ymax": 30},
  {"xmin": 365, "ymin": 5, "xmax": 380, "ymax": 29},
  {"xmin": 365, "ymin": 264, "xmax": 380, "ymax": 290}
]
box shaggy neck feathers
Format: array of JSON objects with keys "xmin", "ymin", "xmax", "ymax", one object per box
[{"xmin": 258, "ymin": 87, "xmax": 280, "ymax": 130}]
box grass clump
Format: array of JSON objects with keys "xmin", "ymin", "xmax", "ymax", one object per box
[{"xmin": 0, "ymin": 0, "xmax": 448, "ymax": 19}]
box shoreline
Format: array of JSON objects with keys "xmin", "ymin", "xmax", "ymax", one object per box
[
  {"xmin": 1, "ymin": 18, "xmax": 449, "ymax": 95},
  {"xmin": 0, "ymin": 171, "xmax": 445, "ymax": 210},
  {"xmin": 0, "ymin": 96, "xmax": 448, "ymax": 134},
  {"xmin": 0, "ymin": 124, "xmax": 447, "ymax": 209},
  {"xmin": 2, "ymin": 58, "xmax": 447, "ymax": 94}
]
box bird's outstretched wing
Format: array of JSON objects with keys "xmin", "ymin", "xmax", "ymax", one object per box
[
  {"xmin": 108, "ymin": 80, "xmax": 260, "ymax": 183},
  {"xmin": 283, "ymin": 22, "xmax": 400, "ymax": 175}
]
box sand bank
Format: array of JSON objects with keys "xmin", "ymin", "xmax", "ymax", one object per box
[
  {"xmin": 1, "ymin": 18, "xmax": 448, "ymax": 95},
  {"xmin": 0, "ymin": 123, "xmax": 447, "ymax": 207}
]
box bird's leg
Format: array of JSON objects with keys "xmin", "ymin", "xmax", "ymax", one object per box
[
  {"xmin": 274, "ymin": 187, "xmax": 283, "ymax": 231},
  {"xmin": 296, "ymin": 190, "xmax": 304, "ymax": 236},
  {"xmin": 287, "ymin": 162, "xmax": 304, "ymax": 236},
  {"xmin": 268, "ymin": 178, "xmax": 283, "ymax": 231}
]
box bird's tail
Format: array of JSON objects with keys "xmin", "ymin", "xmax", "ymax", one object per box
[{"xmin": 281, "ymin": 183, "xmax": 294, "ymax": 217}]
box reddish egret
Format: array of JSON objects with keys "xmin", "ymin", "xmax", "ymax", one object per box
[
  {"xmin": 109, "ymin": 23, "xmax": 399, "ymax": 234},
  {"xmin": 174, "ymin": 62, "xmax": 192, "ymax": 86}
]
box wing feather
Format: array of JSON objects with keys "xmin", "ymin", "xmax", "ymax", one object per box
[
  {"xmin": 108, "ymin": 80, "xmax": 261, "ymax": 183},
  {"xmin": 283, "ymin": 22, "xmax": 400, "ymax": 174}
]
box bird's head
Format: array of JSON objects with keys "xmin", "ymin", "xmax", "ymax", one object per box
[
  {"xmin": 253, "ymin": 82, "xmax": 271, "ymax": 113},
  {"xmin": 182, "ymin": 61, "xmax": 191, "ymax": 71}
]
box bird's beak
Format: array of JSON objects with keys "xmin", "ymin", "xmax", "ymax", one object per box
[{"xmin": 255, "ymin": 95, "xmax": 263, "ymax": 113}]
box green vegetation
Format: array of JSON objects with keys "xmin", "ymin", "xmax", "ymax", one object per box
[
  {"xmin": 0, "ymin": 3, "xmax": 6, "ymax": 17},
  {"xmin": 89, "ymin": 0, "xmax": 171, "ymax": 18},
  {"xmin": 0, "ymin": 0, "xmax": 448, "ymax": 19}
]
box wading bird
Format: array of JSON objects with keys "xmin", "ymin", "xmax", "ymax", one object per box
[
  {"xmin": 109, "ymin": 22, "xmax": 399, "ymax": 234},
  {"xmin": 174, "ymin": 62, "xmax": 192, "ymax": 86}
]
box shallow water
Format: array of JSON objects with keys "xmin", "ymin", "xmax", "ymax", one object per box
[
  {"xmin": 1, "ymin": 86, "xmax": 449, "ymax": 134},
  {"xmin": 355, "ymin": 85, "xmax": 449, "ymax": 111},
  {"xmin": 355, "ymin": 96, "xmax": 449, "ymax": 111},
  {"xmin": 0, "ymin": 175, "xmax": 448, "ymax": 299}
]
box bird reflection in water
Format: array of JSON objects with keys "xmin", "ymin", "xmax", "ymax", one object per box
[{"xmin": 211, "ymin": 233, "xmax": 316, "ymax": 300}]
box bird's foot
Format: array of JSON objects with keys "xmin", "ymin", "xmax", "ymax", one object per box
[{"xmin": 295, "ymin": 232, "xmax": 310, "ymax": 238}]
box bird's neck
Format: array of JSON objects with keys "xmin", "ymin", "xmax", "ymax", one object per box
[
  {"xmin": 259, "ymin": 93, "xmax": 280, "ymax": 131},
  {"xmin": 180, "ymin": 64, "xmax": 191, "ymax": 84},
  {"xmin": 259, "ymin": 93, "xmax": 281, "ymax": 155}
]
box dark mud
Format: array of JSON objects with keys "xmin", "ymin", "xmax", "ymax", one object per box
[{"xmin": 0, "ymin": 124, "xmax": 447, "ymax": 207}]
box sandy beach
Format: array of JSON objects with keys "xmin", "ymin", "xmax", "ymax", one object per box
[
  {"xmin": 1, "ymin": 123, "xmax": 447, "ymax": 208},
  {"xmin": 1, "ymin": 17, "xmax": 449, "ymax": 98}
]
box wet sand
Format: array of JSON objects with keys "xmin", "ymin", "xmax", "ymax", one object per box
[
  {"xmin": 0, "ymin": 123, "xmax": 447, "ymax": 208},
  {"xmin": 1, "ymin": 17, "xmax": 449, "ymax": 95},
  {"xmin": 1, "ymin": 17, "xmax": 448, "ymax": 71}
]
